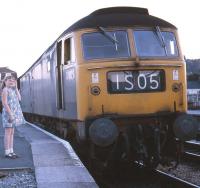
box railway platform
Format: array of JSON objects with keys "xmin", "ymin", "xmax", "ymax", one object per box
[
  {"xmin": 0, "ymin": 118, "xmax": 33, "ymax": 170},
  {"xmin": 0, "ymin": 115, "xmax": 98, "ymax": 188}
]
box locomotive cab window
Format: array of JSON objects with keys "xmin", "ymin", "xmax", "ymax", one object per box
[
  {"xmin": 133, "ymin": 30, "xmax": 178, "ymax": 57},
  {"xmin": 82, "ymin": 30, "xmax": 130, "ymax": 60},
  {"xmin": 64, "ymin": 38, "xmax": 75, "ymax": 65}
]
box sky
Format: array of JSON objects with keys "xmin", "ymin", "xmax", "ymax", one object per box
[{"xmin": 0, "ymin": 0, "xmax": 199, "ymax": 76}]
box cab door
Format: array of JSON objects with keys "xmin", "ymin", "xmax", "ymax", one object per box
[
  {"xmin": 56, "ymin": 37, "xmax": 77, "ymax": 119},
  {"xmin": 62, "ymin": 37, "xmax": 77, "ymax": 119}
]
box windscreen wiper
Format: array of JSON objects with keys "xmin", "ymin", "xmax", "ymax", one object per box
[
  {"xmin": 97, "ymin": 26, "xmax": 119, "ymax": 44},
  {"xmin": 154, "ymin": 26, "xmax": 167, "ymax": 55}
]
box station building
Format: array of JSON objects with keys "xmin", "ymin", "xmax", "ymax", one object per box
[{"xmin": 187, "ymin": 80, "xmax": 200, "ymax": 110}]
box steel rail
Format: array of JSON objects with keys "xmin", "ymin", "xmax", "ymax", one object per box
[{"xmin": 155, "ymin": 169, "xmax": 200, "ymax": 188}]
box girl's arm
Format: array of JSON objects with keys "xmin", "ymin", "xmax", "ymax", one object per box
[
  {"xmin": 2, "ymin": 88, "xmax": 13, "ymax": 116},
  {"xmin": 15, "ymin": 88, "xmax": 21, "ymax": 101}
]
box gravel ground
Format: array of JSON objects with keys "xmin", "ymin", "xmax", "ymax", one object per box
[
  {"xmin": 0, "ymin": 169, "xmax": 37, "ymax": 188},
  {"xmin": 157, "ymin": 161, "xmax": 200, "ymax": 186}
]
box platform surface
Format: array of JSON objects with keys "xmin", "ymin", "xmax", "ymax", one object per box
[
  {"xmin": 0, "ymin": 114, "xmax": 98, "ymax": 188},
  {"xmin": 0, "ymin": 115, "xmax": 34, "ymax": 169}
]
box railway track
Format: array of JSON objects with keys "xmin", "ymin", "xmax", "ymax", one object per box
[
  {"xmin": 155, "ymin": 169, "xmax": 199, "ymax": 188},
  {"xmin": 184, "ymin": 140, "xmax": 200, "ymax": 161},
  {"xmin": 96, "ymin": 161, "xmax": 200, "ymax": 188},
  {"xmin": 134, "ymin": 161, "xmax": 200, "ymax": 188},
  {"xmin": 34, "ymin": 122, "xmax": 200, "ymax": 188}
]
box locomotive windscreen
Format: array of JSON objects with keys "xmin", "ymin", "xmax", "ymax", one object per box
[
  {"xmin": 82, "ymin": 30, "xmax": 130, "ymax": 60},
  {"xmin": 133, "ymin": 30, "xmax": 178, "ymax": 57}
]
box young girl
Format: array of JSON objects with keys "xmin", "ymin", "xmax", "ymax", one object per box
[{"xmin": 1, "ymin": 74, "xmax": 25, "ymax": 159}]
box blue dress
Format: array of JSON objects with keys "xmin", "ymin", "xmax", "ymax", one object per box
[{"xmin": 2, "ymin": 87, "xmax": 25, "ymax": 128}]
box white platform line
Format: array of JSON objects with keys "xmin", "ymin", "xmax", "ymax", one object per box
[{"xmin": 26, "ymin": 121, "xmax": 84, "ymax": 167}]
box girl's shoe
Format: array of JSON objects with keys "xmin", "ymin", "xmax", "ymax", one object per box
[
  {"xmin": 0, "ymin": 172, "xmax": 7, "ymax": 178},
  {"xmin": 5, "ymin": 153, "xmax": 16, "ymax": 159},
  {"xmin": 11, "ymin": 152, "xmax": 19, "ymax": 158}
]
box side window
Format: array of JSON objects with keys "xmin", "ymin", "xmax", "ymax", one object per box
[
  {"xmin": 64, "ymin": 38, "xmax": 75, "ymax": 65},
  {"xmin": 57, "ymin": 41, "xmax": 62, "ymax": 67},
  {"xmin": 0, "ymin": 73, "xmax": 2, "ymax": 93},
  {"xmin": 47, "ymin": 61, "xmax": 51, "ymax": 72},
  {"xmin": 20, "ymin": 77, "xmax": 24, "ymax": 89}
]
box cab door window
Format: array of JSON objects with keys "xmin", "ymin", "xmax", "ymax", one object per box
[{"xmin": 64, "ymin": 38, "xmax": 75, "ymax": 65}]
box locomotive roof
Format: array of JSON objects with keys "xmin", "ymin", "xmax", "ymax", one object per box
[
  {"xmin": 60, "ymin": 7, "xmax": 176, "ymax": 37},
  {"xmin": 19, "ymin": 7, "xmax": 176, "ymax": 78}
]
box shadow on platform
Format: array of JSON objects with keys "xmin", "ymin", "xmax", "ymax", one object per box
[{"xmin": 0, "ymin": 114, "xmax": 33, "ymax": 169}]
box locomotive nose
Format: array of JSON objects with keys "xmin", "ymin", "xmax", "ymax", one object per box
[
  {"xmin": 89, "ymin": 118, "xmax": 119, "ymax": 147},
  {"xmin": 173, "ymin": 114, "xmax": 199, "ymax": 141}
]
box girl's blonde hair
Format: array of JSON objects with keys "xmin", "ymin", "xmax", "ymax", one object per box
[{"xmin": 1, "ymin": 73, "xmax": 17, "ymax": 89}]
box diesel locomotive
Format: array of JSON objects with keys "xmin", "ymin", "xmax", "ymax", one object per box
[{"xmin": 19, "ymin": 7, "xmax": 198, "ymax": 167}]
